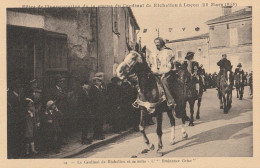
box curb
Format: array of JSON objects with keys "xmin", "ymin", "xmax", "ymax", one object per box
[{"xmin": 63, "ymin": 129, "xmax": 135, "ymax": 158}]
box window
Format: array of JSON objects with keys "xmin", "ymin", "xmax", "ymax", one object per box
[
  {"xmin": 227, "ymin": 24, "xmax": 229, "ymax": 29},
  {"xmin": 210, "ymin": 26, "xmax": 214, "ymax": 30}
]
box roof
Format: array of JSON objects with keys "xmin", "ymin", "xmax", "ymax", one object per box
[
  {"xmin": 206, "ymin": 8, "xmax": 252, "ymax": 25},
  {"xmin": 167, "ymin": 33, "xmax": 209, "ymax": 43},
  {"xmin": 127, "ymin": 7, "xmax": 140, "ymax": 30}
]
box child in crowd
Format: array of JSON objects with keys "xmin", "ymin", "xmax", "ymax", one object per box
[
  {"xmin": 24, "ymin": 98, "xmax": 40, "ymax": 156},
  {"xmin": 42, "ymin": 100, "xmax": 63, "ymax": 153}
]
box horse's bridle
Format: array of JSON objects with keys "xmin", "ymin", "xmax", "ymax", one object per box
[{"xmin": 122, "ymin": 50, "xmax": 142, "ymax": 78}]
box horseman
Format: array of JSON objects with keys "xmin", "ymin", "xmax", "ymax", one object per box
[
  {"xmin": 198, "ymin": 64, "xmax": 206, "ymax": 91},
  {"xmin": 150, "ymin": 37, "xmax": 175, "ymax": 108},
  {"xmin": 183, "ymin": 52, "xmax": 200, "ymax": 95},
  {"xmin": 234, "ymin": 63, "xmax": 244, "ymax": 83},
  {"xmin": 216, "ymin": 54, "xmax": 233, "ymax": 90}
]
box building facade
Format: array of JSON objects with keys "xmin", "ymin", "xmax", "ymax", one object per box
[
  {"xmin": 166, "ymin": 34, "xmax": 210, "ymax": 71},
  {"xmin": 206, "ymin": 6, "xmax": 252, "ymax": 73},
  {"xmin": 7, "ymin": 7, "xmax": 139, "ymax": 92}
]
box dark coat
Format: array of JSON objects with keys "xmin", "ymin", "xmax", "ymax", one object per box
[
  {"xmin": 89, "ymin": 85, "xmax": 107, "ymax": 117},
  {"xmin": 48, "ymin": 86, "xmax": 68, "ymax": 114},
  {"xmin": 78, "ymin": 88, "xmax": 92, "ymax": 119},
  {"xmin": 7, "ymin": 90, "xmax": 22, "ymax": 125},
  {"xmin": 24, "ymin": 109, "xmax": 38, "ymax": 138},
  {"xmin": 183, "ymin": 60, "xmax": 199, "ymax": 74},
  {"xmin": 198, "ymin": 67, "xmax": 206, "ymax": 76},
  {"xmin": 217, "ymin": 58, "xmax": 232, "ymax": 71},
  {"xmin": 42, "ymin": 109, "xmax": 62, "ymax": 137}
]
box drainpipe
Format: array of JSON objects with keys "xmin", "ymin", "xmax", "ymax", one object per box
[{"xmin": 96, "ymin": 7, "xmax": 99, "ymax": 72}]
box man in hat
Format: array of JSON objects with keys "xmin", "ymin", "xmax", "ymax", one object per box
[
  {"xmin": 48, "ymin": 74, "xmax": 69, "ymax": 144},
  {"xmin": 151, "ymin": 37, "xmax": 175, "ymax": 107},
  {"xmin": 89, "ymin": 73, "xmax": 107, "ymax": 140},
  {"xmin": 234, "ymin": 63, "xmax": 245, "ymax": 91},
  {"xmin": 216, "ymin": 54, "xmax": 233, "ymax": 89},
  {"xmin": 184, "ymin": 52, "xmax": 200, "ymax": 94}
]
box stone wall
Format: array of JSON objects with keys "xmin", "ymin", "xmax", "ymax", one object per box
[{"xmin": 43, "ymin": 8, "xmax": 98, "ymax": 89}]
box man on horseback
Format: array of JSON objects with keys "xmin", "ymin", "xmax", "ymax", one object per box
[
  {"xmin": 183, "ymin": 52, "xmax": 200, "ymax": 95},
  {"xmin": 234, "ymin": 63, "xmax": 244, "ymax": 81},
  {"xmin": 234, "ymin": 63, "xmax": 245, "ymax": 99},
  {"xmin": 198, "ymin": 64, "xmax": 206, "ymax": 91},
  {"xmin": 216, "ymin": 54, "xmax": 233, "ymax": 90},
  {"xmin": 150, "ymin": 37, "xmax": 175, "ymax": 107}
]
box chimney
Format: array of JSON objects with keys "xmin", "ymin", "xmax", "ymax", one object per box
[
  {"xmin": 245, "ymin": 6, "xmax": 252, "ymax": 12},
  {"xmin": 222, "ymin": 6, "xmax": 232, "ymax": 16}
]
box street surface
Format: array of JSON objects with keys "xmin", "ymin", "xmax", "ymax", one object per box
[{"xmin": 75, "ymin": 86, "xmax": 253, "ymax": 158}]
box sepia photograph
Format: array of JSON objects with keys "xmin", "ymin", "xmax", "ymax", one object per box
[{"xmin": 1, "ymin": 0, "xmax": 259, "ymax": 167}]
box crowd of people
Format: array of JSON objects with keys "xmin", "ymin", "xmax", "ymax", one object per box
[
  {"xmin": 7, "ymin": 72, "xmax": 142, "ymax": 158},
  {"xmin": 7, "ymin": 37, "xmax": 253, "ymax": 159}
]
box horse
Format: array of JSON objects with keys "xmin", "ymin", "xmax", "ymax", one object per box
[
  {"xmin": 234, "ymin": 73, "xmax": 244, "ymax": 100},
  {"xmin": 218, "ymin": 70, "xmax": 233, "ymax": 113},
  {"xmin": 116, "ymin": 50, "xmax": 189, "ymax": 156},
  {"xmin": 184, "ymin": 66, "xmax": 204, "ymax": 126}
]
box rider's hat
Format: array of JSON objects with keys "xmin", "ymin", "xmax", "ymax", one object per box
[
  {"xmin": 185, "ymin": 52, "xmax": 195, "ymax": 60},
  {"xmin": 237, "ymin": 63, "xmax": 242, "ymax": 67}
]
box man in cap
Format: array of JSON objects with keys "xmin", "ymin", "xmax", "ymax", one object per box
[
  {"xmin": 151, "ymin": 37, "xmax": 175, "ymax": 107},
  {"xmin": 216, "ymin": 54, "xmax": 233, "ymax": 89},
  {"xmin": 89, "ymin": 73, "xmax": 107, "ymax": 140}
]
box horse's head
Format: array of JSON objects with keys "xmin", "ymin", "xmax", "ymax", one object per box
[{"xmin": 116, "ymin": 50, "xmax": 147, "ymax": 80}]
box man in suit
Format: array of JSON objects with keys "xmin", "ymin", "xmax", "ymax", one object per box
[
  {"xmin": 78, "ymin": 80, "xmax": 93, "ymax": 144},
  {"xmin": 7, "ymin": 80, "xmax": 24, "ymax": 158},
  {"xmin": 107, "ymin": 77, "xmax": 123, "ymax": 133},
  {"xmin": 48, "ymin": 74, "xmax": 69, "ymax": 144},
  {"xmin": 89, "ymin": 73, "xmax": 107, "ymax": 140}
]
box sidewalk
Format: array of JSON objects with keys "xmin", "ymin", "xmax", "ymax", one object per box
[{"xmin": 34, "ymin": 124, "xmax": 135, "ymax": 158}]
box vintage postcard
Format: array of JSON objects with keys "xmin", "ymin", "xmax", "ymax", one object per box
[{"xmin": 0, "ymin": 0, "xmax": 259, "ymax": 168}]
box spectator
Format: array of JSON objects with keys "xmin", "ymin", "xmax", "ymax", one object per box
[
  {"xmin": 78, "ymin": 80, "xmax": 93, "ymax": 144},
  {"xmin": 7, "ymin": 79, "xmax": 24, "ymax": 158},
  {"xmin": 89, "ymin": 73, "xmax": 107, "ymax": 140},
  {"xmin": 24, "ymin": 79, "xmax": 42, "ymax": 149},
  {"xmin": 42, "ymin": 100, "xmax": 63, "ymax": 153},
  {"xmin": 107, "ymin": 77, "xmax": 123, "ymax": 133},
  {"xmin": 24, "ymin": 98, "xmax": 40, "ymax": 156},
  {"xmin": 121, "ymin": 79, "xmax": 139, "ymax": 131},
  {"xmin": 244, "ymin": 72, "xmax": 248, "ymax": 86},
  {"xmin": 48, "ymin": 74, "xmax": 69, "ymax": 145}
]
